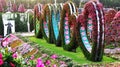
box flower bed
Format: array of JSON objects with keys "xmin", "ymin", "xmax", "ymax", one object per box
[
  {"xmin": 1, "ymin": 34, "xmax": 120, "ymax": 66},
  {"xmin": 105, "ymin": 10, "xmax": 120, "ymax": 47},
  {"xmin": 0, "ymin": 34, "xmax": 68, "ymax": 67}
]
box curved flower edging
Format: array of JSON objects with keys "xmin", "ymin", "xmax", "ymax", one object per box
[
  {"xmin": 34, "ymin": 3, "xmax": 43, "ymax": 38},
  {"xmin": 76, "ymin": 1, "xmax": 105, "ymax": 61},
  {"xmin": 60, "ymin": 1, "xmax": 77, "ymax": 51},
  {"xmin": 42, "ymin": 4, "xmax": 53, "ymax": 43},
  {"xmin": 50, "ymin": 3, "xmax": 63, "ymax": 46}
]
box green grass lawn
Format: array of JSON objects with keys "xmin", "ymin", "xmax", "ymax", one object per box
[{"xmin": 29, "ymin": 37, "xmax": 119, "ymax": 64}]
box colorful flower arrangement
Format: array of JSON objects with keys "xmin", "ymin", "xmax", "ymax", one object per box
[
  {"xmin": 18, "ymin": 4, "xmax": 26, "ymax": 13},
  {"xmin": 76, "ymin": 1, "xmax": 105, "ymax": 61},
  {"xmin": 36, "ymin": 54, "xmax": 67, "ymax": 67},
  {"xmin": 12, "ymin": 3, "xmax": 17, "ymax": 12},
  {"xmin": 34, "ymin": 3, "xmax": 43, "ymax": 20},
  {"xmin": 60, "ymin": 1, "xmax": 78, "ymax": 51},
  {"xmin": 113, "ymin": 11, "xmax": 120, "ymax": 22},
  {"xmin": 42, "ymin": 4, "xmax": 53, "ymax": 43},
  {"xmin": 34, "ymin": 3, "xmax": 43, "ymax": 38},
  {"xmin": 0, "ymin": 34, "xmax": 69, "ymax": 67},
  {"xmin": 0, "ymin": 3, "xmax": 4, "ymax": 12},
  {"xmin": 105, "ymin": 9, "xmax": 117, "ymax": 23},
  {"xmin": 49, "ymin": 3, "xmax": 63, "ymax": 46},
  {"xmin": 0, "ymin": 48, "xmax": 21, "ymax": 67},
  {"xmin": 105, "ymin": 11, "xmax": 120, "ymax": 47}
]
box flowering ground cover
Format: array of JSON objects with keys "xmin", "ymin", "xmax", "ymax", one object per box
[
  {"xmin": 0, "ymin": 34, "xmax": 120, "ymax": 67},
  {"xmin": 29, "ymin": 37, "xmax": 120, "ymax": 66}
]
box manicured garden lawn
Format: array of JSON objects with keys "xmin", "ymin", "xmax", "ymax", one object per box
[{"xmin": 29, "ymin": 37, "xmax": 119, "ymax": 64}]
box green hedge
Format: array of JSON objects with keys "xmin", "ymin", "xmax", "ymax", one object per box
[
  {"xmin": 0, "ymin": 13, "xmax": 34, "ymax": 34},
  {"xmin": 0, "ymin": 13, "xmax": 4, "ymax": 36},
  {"xmin": 15, "ymin": 13, "xmax": 28, "ymax": 32}
]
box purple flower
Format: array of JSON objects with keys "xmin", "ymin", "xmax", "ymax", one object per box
[
  {"xmin": 36, "ymin": 58, "xmax": 44, "ymax": 67},
  {"xmin": 45, "ymin": 60, "xmax": 51, "ymax": 65},
  {"xmin": 51, "ymin": 54, "xmax": 58, "ymax": 59}
]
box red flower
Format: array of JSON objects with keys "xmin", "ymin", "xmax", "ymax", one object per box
[
  {"xmin": 0, "ymin": 53, "xmax": 2, "ymax": 59},
  {"xmin": 0, "ymin": 59, "xmax": 4, "ymax": 66},
  {"xmin": 10, "ymin": 62, "xmax": 15, "ymax": 67},
  {"xmin": 50, "ymin": 54, "xmax": 57, "ymax": 59}
]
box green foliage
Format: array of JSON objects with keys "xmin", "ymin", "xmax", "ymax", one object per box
[
  {"xmin": 29, "ymin": 14, "xmax": 34, "ymax": 31},
  {"xmin": 0, "ymin": 48, "xmax": 21, "ymax": 67},
  {"xmin": 0, "ymin": 13, "xmax": 32, "ymax": 34},
  {"xmin": 15, "ymin": 13, "xmax": 28, "ymax": 32},
  {"xmin": 0, "ymin": 13, "xmax": 4, "ymax": 36}
]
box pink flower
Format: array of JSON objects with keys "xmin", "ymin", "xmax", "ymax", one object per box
[
  {"xmin": 12, "ymin": 53, "xmax": 17, "ymax": 58},
  {"xmin": 65, "ymin": 31, "xmax": 69, "ymax": 34},
  {"xmin": 12, "ymin": 4, "xmax": 17, "ymax": 12},
  {"xmin": 30, "ymin": 55, "xmax": 34, "ymax": 60},
  {"xmin": 81, "ymin": 27, "xmax": 85, "ymax": 30},
  {"xmin": 0, "ymin": 59, "xmax": 3, "ymax": 66},
  {"xmin": 66, "ymin": 40, "xmax": 70, "ymax": 44},
  {"xmin": 2, "ymin": 41, "xmax": 8, "ymax": 47},
  {"xmin": 65, "ymin": 36, "xmax": 69, "ymax": 39},
  {"xmin": 41, "ymin": 54, "xmax": 48, "ymax": 58},
  {"xmin": 0, "ymin": 53, "xmax": 2, "ymax": 59},
  {"xmin": 18, "ymin": 4, "xmax": 26, "ymax": 13},
  {"xmin": 12, "ymin": 48, "xmax": 16, "ymax": 53},
  {"xmin": 60, "ymin": 61, "xmax": 65, "ymax": 64},
  {"xmin": 65, "ymin": 26, "xmax": 68, "ymax": 29},
  {"xmin": 0, "ymin": 3, "xmax": 4, "ymax": 12},
  {"xmin": 52, "ymin": 64, "xmax": 57, "ymax": 67},
  {"xmin": 65, "ymin": 21, "xmax": 68, "ymax": 25},
  {"xmin": 36, "ymin": 58, "xmax": 44, "ymax": 67},
  {"xmin": 45, "ymin": 60, "xmax": 51, "ymax": 65},
  {"xmin": 51, "ymin": 54, "xmax": 58, "ymax": 59}
]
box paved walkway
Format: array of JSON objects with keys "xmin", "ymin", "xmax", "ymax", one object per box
[{"xmin": 15, "ymin": 32, "xmax": 35, "ymax": 37}]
